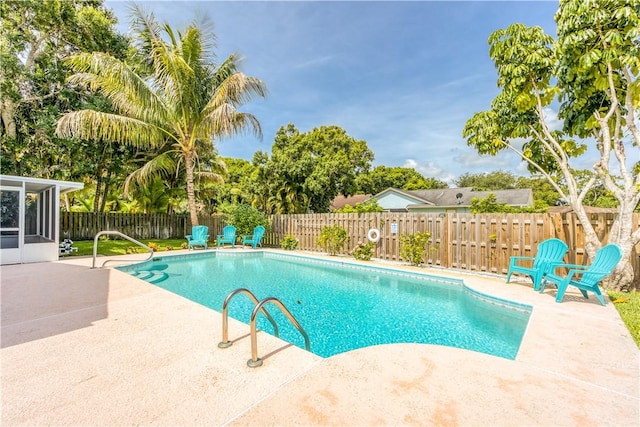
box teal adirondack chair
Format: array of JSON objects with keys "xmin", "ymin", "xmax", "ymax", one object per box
[
  {"xmin": 506, "ymin": 238, "xmax": 568, "ymax": 291},
  {"xmin": 217, "ymin": 225, "xmax": 237, "ymax": 248},
  {"xmin": 242, "ymin": 225, "xmax": 265, "ymax": 249},
  {"xmin": 539, "ymin": 244, "xmax": 622, "ymax": 305},
  {"xmin": 186, "ymin": 225, "xmax": 209, "ymax": 250}
]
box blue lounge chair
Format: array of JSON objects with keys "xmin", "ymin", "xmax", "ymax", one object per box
[
  {"xmin": 539, "ymin": 244, "xmax": 622, "ymax": 305},
  {"xmin": 217, "ymin": 225, "xmax": 237, "ymax": 248},
  {"xmin": 506, "ymin": 238, "xmax": 568, "ymax": 290},
  {"xmin": 186, "ymin": 225, "xmax": 209, "ymax": 250},
  {"xmin": 242, "ymin": 225, "xmax": 265, "ymax": 249}
]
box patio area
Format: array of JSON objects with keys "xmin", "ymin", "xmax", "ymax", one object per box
[{"xmin": 1, "ymin": 250, "xmax": 638, "ymax": 426}]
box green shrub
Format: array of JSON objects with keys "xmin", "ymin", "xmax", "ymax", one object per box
[
  {"xmin": 334, "ymin": 199, "xmax": 384, "ymax": 213},
  {"xmin": 399, "ymin": 231, "xmax": 432, "ymax": 266},
  {"xmin": 352, "ymin": 241, "xmax": 375, "ymax": 261},
  {"xmin": 280, "ymin": 234, "xmax": 298, "ymax": 250},
  {"xmin": 220, "ymin": 203, "xmax": 269, "ymax": 236},
  {"xmin": 318, "ymin": 225, "xmax": 348, "ymax": 256}
]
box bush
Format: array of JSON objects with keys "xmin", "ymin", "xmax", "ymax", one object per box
[
  {"xmin": 219, "ymin": 203, "xmax": 269, "ymax": 236},
  {"xmin": 399, "ymin": 231, "xmax": 432, "ymax": 266},
  {"xmin": 334, "ymin": 199, "xmax": 384, "ymax": 213},
  {"xmin": 280, "ymin": 234, "xmax": 299, "ymax": 250},
  {"xmin": 352, "ymin": 241, "xmax": 375, "ymax": 261},
  {"xmin": 318, "ymin": 225, "xmax": 348, "ymax": 256}
]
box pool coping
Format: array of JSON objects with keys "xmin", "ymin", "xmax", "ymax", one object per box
[{"xmin": 1, "ymin": 248, "xmax": 638, "ymax": 425}]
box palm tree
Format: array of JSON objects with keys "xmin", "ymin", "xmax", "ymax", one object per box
[{"xmin": 56, "ymin": 6, "xmax": 267, "ymax": 225}]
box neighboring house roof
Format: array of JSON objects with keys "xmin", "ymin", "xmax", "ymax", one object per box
[
  {"xmin": 369, "ymin": 187, "xmax": 534, "ymax": 210},
  {"xmin": 329, "ymin": 194, "xmax": 371, "ymax": 211}
]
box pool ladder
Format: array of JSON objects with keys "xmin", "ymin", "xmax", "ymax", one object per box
[{"xmin": 218, "ymin": 288, "xmax": 310, "ymax": 368}]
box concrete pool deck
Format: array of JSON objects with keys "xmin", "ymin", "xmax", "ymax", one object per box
[{"xmin": 1, "ymin": 249, "xmax": 638, "ymax": 426}]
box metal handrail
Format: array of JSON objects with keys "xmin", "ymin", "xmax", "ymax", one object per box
[
  {"xmin": 248, "ymin": 297, "xmax": 310, "ymax": 368},
  {"xmin": 92, "ymin": 230, "xmax": 153, "ymax": 268},
  {"xmin": 218, "ymin": 288, "xmax": 279, "ymax": 348}
]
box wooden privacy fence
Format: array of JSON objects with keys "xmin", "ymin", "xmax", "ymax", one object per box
[
  {"xmin": 60, "ymin": 211, "xmax": 639, "ymax": 288},
  {"xmin": 60, "ymin": 212, "xmax": 228, "ymax": 240},
  {"xmin": 266, "ymin": 212, "xmax": 640, "ymax": 289},
  {"xmin": 61, "ymin": 212, "xmax": 187, "ymax": 240}
]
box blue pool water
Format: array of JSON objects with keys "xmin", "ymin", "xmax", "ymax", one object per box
[{"xmin": 118, "ymin": 251, "xmax": 531, "ymax": 359}]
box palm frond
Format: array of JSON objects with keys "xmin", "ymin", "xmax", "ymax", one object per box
[
  {"xmin": 56, "ymin": 110, "xmax": 169, "ymax": 148},
  {"xmin": 181, "ymin": 27, "xmax": 204, "ymax": 66},
  {"xmin": 205, "ymin": 71, "xmax": 267, "ymax": 112},
  {"xmin": 195, "ymin": 171, "xmax": 225, "ymax": 184},
  {"xmin": 178, "ymin": 27, "xmax": 217, "ymax": 117},
  {"xmin": 149, "ymin": 38, "xmax": 196, "ymax": 118},
  {"xmin": 128, "ymin": 4, "xmax": 163, "ymax": 56},
  {"xmin": 65, "ymin": 52, "xmax": 169, "ymax": 125},
  {"xmin": 187, "ymin": 12, "xmax": 217, "ymax": 62},
  {"xmin": 200, "ymin": 105, "xmax": 263, "ymax": 140},
  {"xmin": 124, "ymin": 152, "xmax": 177, "ymax": 196},
  {"xmin": 212, "ymin": 55, "xmax": 240, "ymax": 86}
]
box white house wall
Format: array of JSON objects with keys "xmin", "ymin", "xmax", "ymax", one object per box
[
  {"xmin": 377, "ymin": 193, "xmax": 423, "ymax": 210},
  {"xmin": 0, "ymin": 175, "xmax": 82, "ymax": 265}
]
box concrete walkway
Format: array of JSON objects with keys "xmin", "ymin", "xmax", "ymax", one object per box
[{"xmin": 1, "ymin": 250, "xmax": 638, "ymax": 426}]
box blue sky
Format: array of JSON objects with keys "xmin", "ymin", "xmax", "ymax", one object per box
[{"xmin": 105, "ymin": 0, "xmax": 562, "ymax": 185}]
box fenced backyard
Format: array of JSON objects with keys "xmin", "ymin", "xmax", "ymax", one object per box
[{"xmin": 61, "ymin": 211, "xmax": 640, "ymax": 289}]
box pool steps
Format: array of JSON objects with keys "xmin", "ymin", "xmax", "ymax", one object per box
[{"xmin": 131, "ymin": 263, "xmax": 170, "ymax": 284}]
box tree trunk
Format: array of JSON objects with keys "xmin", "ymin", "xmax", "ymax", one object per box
[
  {"xmin": 94, "ymin": 176, "xmax": 103, "ymax": 213},
  {"xmin": 185, "ymin": 153, "xmax": 199, "ymax": 226},
  {"xmin": 604, "ymin": 201, "xmax": 638, "ymax": 291},
  {"xmin": 100, "ymin": 181, "xmax": 110, "ymax": 213},
  {"xmin": 0, "ymin": 99, "xmax": 17, "ymax": 139}
]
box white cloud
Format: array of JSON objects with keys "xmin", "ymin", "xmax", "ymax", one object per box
[
  {"xmin": 543, "ymin": 107, "xmax": 563, "ymax": 131},
  {"xmin": 293, "ymin": 55, "xmax": 335, "ymax": 70},
  {"xmin": 404, "ymin": 159, "xmax": 458, "ymax": 186}
]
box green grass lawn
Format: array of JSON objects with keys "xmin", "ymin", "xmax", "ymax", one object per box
[
  {"xmin": 68, "ymin": 238, "xmax": 190, "ymax": 257},
  {"xmin": 66, "ymin": 238, "xmax": 640, "ymax": 349},
  {"xmin": 608, "ymin": 290, "xmax": 640, "ymax": 348}
]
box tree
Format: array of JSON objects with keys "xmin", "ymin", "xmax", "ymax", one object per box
[
  {"xmin": 0, "ymin": 0, "xmax": 129, "ymax": 184},
  {"xmin": 125, "ymin": 176, "xmax": 171, "ymax": 213},
  {"xmin": 56, "ymin": 6, "xmax": 267, "ymax": 226},
  {"xmin": 455, "ymin": 170, "xmax": 518, "ymax": 190},
  {"xmin": 356, "ymin": 165, "xmax": 448, "ymax": 194},
  {"xmin": 515, "ymin": 175, "xmax": 561, "ymax": 208},
  {"xmin": 334, "ymin": 198, "xmax": 384, "ymax": 213},
  {"xmin": 249, "ymin": 151, "xmax": 271, "ymax": 213},
  {"xmin": 217, "ymin": 203, "xmax": 268, "ymax": 236},
  {"xmin": 202, "ymin": 157, "xmax": 257, "ymax": 212},
  {"xmin": 462, "ymin": 0, "xmax": 639, "ymax": 290},
  {"xmin": 265, "ymin": 124, "xmax": 374, "ymax": 213},
  {"xmin": 470, "ymin": 194, "xmax": 508, "ymax": 213}
]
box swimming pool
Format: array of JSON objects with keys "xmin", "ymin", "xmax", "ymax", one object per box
[{"xmin": 118, "ymin": 251, "xmax": 531, "ymax": 359}]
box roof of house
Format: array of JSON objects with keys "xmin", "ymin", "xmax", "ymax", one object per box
[
  {"xmin": 371, "ymin": 187, "xmax": 533, "ymax": 208},
  {"xmin": 0, "ymin": 174, "xmax": 84, "ymax": 194},
  {"xmin": 329, "ymin": 194, "xmax": 372, "ymax": 211}
]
